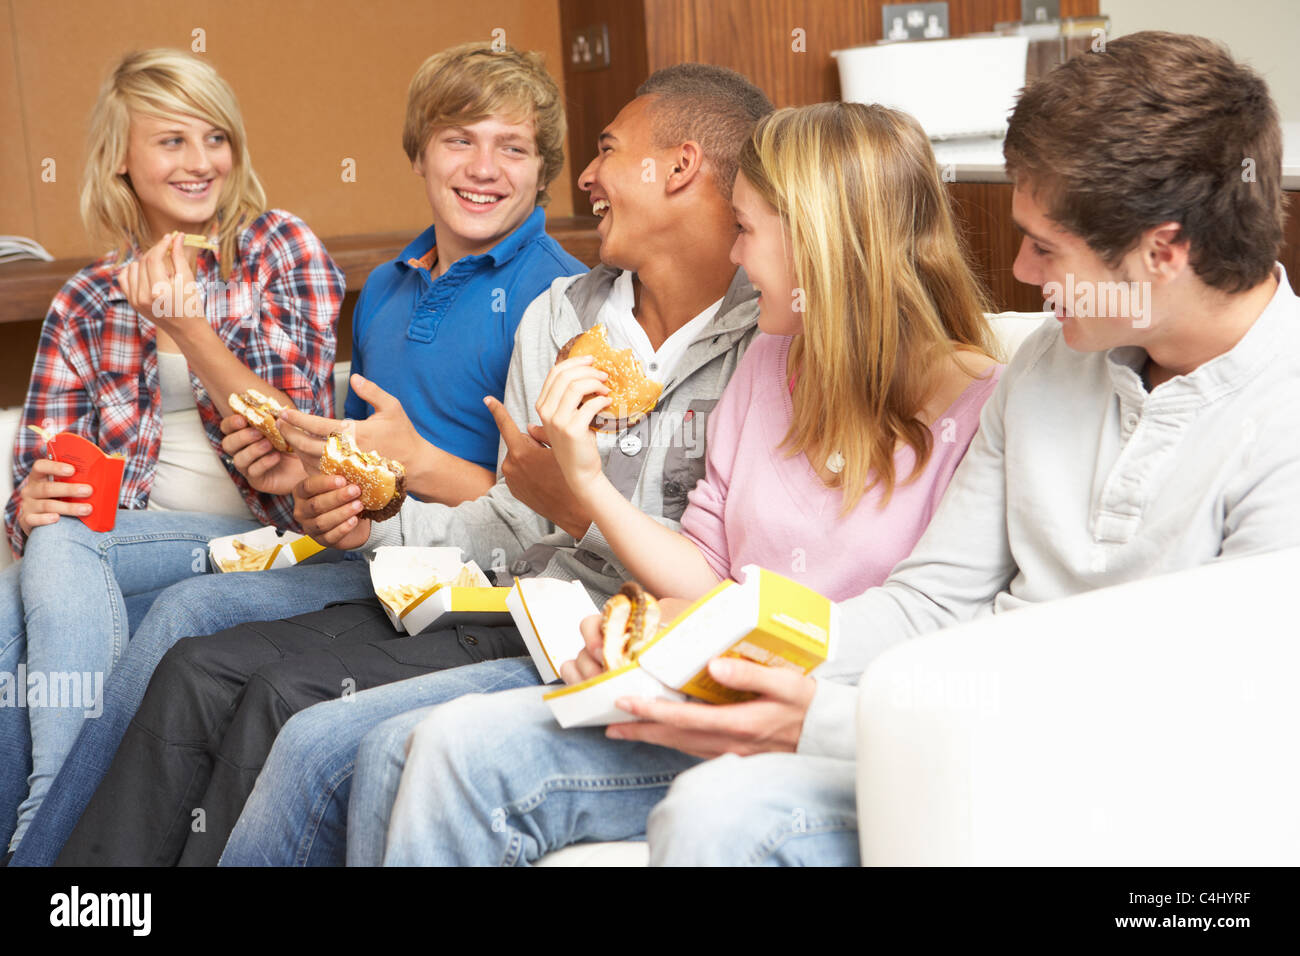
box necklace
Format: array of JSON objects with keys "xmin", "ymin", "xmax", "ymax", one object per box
[{"xmin": 825, "ymin": 450, "xmax": 845, "ymax": 474}]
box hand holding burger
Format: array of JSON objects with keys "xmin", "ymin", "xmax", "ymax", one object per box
[
  {"xmin": 534, "ymin": 354, "xmax": 610, "ymax": 497},
  {"xmin": 291, "ymin": 472, "xmax": 373, "ymax": 550},
  {"xmin": 219, "ymin": 411, "xmax": 305, "ymax": 497},
  {"xmin": 277, "ymin": 373, "xmax": 425, "ymax": 480},
  {"xmin": 536, "ymin": 324, "xmax": 663, "ymax": 506}
]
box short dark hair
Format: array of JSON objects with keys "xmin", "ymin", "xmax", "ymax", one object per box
[
  {"xmin": 1004, "ymin": 31, "xmax": 1285, "ymax": 293},
  {"xmin": 636, "ymin": 63, "xmax": 774, "ymax": 200}
]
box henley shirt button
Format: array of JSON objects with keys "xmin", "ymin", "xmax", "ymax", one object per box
[
  {"xmin": 619, "ymin": 433, "xmax": 643, "ymax": 456},
  {"xmin": 1124, "ymin": 412, "xmax": 1139, "ymax": 432}
]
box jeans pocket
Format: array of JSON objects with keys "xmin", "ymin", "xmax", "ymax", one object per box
[{"xmin": 454, "ymin": 625, "xmax": 526, "ymax": 664}]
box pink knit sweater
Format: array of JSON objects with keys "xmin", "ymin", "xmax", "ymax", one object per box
[{"xmin": 681, "ymin": 333, "xmax": 1002, "ymax": 600}]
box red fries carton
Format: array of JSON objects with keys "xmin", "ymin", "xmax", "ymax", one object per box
[{"xmin": 28, "ymin": 426, "xmax": 125, "ymax": 533}]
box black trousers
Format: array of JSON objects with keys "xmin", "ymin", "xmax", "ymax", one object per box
[{"xmin": 56, "ymin": 598, "xmax": 527, "ymax": 866}]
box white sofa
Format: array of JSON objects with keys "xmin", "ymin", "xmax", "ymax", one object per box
[
  {"xmin": 857, "ymin": 544, "xmax": 1300, "ymax": 865},
  {"xmin": 544, "ymin": 311, "xmax": 1299, "ymax": 865},
  {"xmin": 4, "ymin": 317, "xmax": 1094, "ymax": 867}
]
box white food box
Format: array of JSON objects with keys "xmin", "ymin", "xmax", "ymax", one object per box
[
  {"xmin": 208, "ymin": 525, "xmax": 326, "ymax": 573},
  {"xmin": 505, "ymin": 577, "xmax": 601, "ymax": 684},
  {"xmin": 544, "ymin": 566, "xmax": 838, "ymax": 728},
  {"xmin": 369, "ymin": 546, "xmax": 510, "ymax": 634}
]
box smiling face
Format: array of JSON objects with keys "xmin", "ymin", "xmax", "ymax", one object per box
[
  {"xmin": 576, "ymin": 96, "xmax": 673, "ymax": 271},
  {"xmin": 1012, "ymin": 182, "xmax": 1160, "ymax": 351},
  {"xmin": 729, "ymin": 173, "xmax": 799, "ymax": 335},
  {"xmin": 414, "ymin": 114, "xmax": 543, "ymax": 266},
  {"xmin": 118, "ymin": 111, "xmax": 232, "ymax": 240}
]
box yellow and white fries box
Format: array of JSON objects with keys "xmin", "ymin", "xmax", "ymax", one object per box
[
  {"xmin": 399, "ymin": 585, "xmax": 512, "ymax": 635},
  {"xmin": 369, "ymin": 546, "xmax": 509, "ymax": 634},
  {"xmin": 208, "ymin": 525, "xmax": 326, "ymax": 574},
  {"xmin": 544, "ymin": 565, "xmax": 838, "ymax": 729},
  {"xmin": 506, "ymin": 577, "xmax": 601, "ymax": 684}
]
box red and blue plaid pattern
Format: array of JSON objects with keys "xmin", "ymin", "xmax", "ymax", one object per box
[{"xmin": 5, "ymin": 209, "xmax": 343, "ymax": 555}]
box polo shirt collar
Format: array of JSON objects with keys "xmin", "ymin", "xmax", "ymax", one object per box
[{"xmin": 398, "ymin": 206, "xmax": 546, "ymax": 271}]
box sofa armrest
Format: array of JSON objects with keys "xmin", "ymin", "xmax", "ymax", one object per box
[{"xmin": 856, "ymin": 547, "xmax": 1300, "ymax": 865}]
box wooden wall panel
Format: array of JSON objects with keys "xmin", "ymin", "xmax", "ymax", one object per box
[
  {"xmin": 1281, "ymin": 192, "xmax": 1300, "ymax": 299},
  {"xmin": 949, "ymin": 184, "xmax": 1300, "ymax": 314},
  {"xmin": 947, "ymin": 182, "xmax": 1045, "ymax": 313},
  {"xmin": 557, "ymin": 0, "xmax": 649, "ymax": 214},
  {"xmin": 0, "ymin": 0, "xmax": 37, "ymax": 243},
  {"xmin": 6, "ymin": 0, "xmax": 573, "ymax": 261},
  {"xmin": 686, "ymin": 0, "xmax": 874, "ymax": 108},
  {"xmin": 641, "ymin": 0, "xmax": 1102, "ymax": 107}
]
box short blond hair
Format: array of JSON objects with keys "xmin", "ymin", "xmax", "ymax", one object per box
[
  {"xmin": 81, "ymin": 49, "xmax": 266, "ymax": 279},
  {"xmin": 402, "ymin": 42, "xmax": 565, "ymax": 206}
]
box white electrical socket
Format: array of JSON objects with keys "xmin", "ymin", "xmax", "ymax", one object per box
[
  {"xmin": 881, "ymin": 3, "xmax": 950, "ymax": 42},
  {"xmin": 1021, "ymin": 0, "xmax": 1061, "ymax": 23}
]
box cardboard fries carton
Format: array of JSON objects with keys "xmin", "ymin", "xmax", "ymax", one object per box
[
  {"xmin": 505, "ymin": 577, "xmax": 600, "ymax": 683},
  {"xmin": 28, "ymin": 427, "xmax": 125, "ymax": 533},
  {"xmin": 370, "ymin": 547, "xmax": 465, "ymax": 630},
  {"xmin": 208, "ymin": 525, "xmax": 326, "ymax": 573},
  {"xmin": 369, "ymin": 546, "xmax": 509, "ymax": 634},
  {"xmin": 400, "ymin": 581, "xmax": 510, "ymax": 635},
  {"xmin": 543, "ymin": 565, "xmax": 837, "ymax": 728}
]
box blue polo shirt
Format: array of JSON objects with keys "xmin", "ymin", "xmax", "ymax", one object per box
[{"xmin": 345, "ymin": 206, "xmax": 587, "ymax": 471}]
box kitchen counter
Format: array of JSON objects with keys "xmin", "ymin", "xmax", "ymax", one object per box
[{"xmin": 934, "ymin": 120, "xmax": 1300, "ymax": 189}]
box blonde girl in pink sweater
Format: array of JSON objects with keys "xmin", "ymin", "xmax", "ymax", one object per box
[{"xmin": 537, "ymin": 101, "xmax": 1001, "ymax": 614}]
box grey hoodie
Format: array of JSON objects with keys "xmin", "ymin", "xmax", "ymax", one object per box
[{"xmin": 363, "ymin": 265, "xmax": 759, "ymax": 604}]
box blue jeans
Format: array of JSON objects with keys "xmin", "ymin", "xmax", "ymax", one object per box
[
  {"xmin": 217, "ymin": 656, "xmax": 541, "ymax": 867},
  {"xmin": 1, "ymin": 508, "xmax": 263, "ymax": 853},
  {"xmin": 8, "ymin": 553, "xmax": 374, "ymax": 865},
  {"xmin": 0, "ymin": 569, "xmax": 163, "ymax": 854},
  {"xmin": 383, "ymin": 685, "xmax": 861, "ymax": 866}
]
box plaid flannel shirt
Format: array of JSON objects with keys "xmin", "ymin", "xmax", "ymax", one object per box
[{"xmin": 5, "ymin": 208, "xmax": 343, "ymax": 555}]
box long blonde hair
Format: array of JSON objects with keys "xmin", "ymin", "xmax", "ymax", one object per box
[
  {"xmin": 738, "ymin": 102, "xmax": 995, "ymax": 513},
  {"xmin": 80, "ymin": 49, "xmax": 266, "ymax": 279}
]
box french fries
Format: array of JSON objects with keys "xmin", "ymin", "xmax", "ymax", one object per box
[
  {"xmin": 375, "ymin": 576, "xmax": 439, "ymax": 615},
  {"xmin": 373, "ymin": 561, "xmax": 492, "ymax": 616},
  {"xmin": 216, "ymin": 538, "xmax": 275, "ymax": 573}
]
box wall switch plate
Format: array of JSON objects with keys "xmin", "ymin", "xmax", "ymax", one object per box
[
  {"xmin": 1022, "ymin": 0, "xmax": 1060, "ymax": 23},
  {"xmin": 882, "ymin": 2, "xmax": 949, "ymax": 42},
  {"xmin": 570, "ymin": 24, "xmax": 610, "ymax": 72}
]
